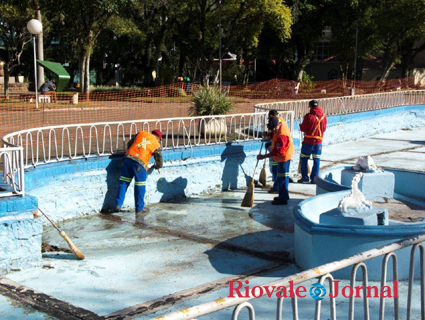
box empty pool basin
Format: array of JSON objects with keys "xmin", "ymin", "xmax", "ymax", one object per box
[{"xmin": 294, "ymin": 167, "xmax": 425, "ymax": 280}]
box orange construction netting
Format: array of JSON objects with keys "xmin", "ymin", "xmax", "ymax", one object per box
[{"xmin": 0, "ymin": 77, "xmax": 417, "ymax": 141}]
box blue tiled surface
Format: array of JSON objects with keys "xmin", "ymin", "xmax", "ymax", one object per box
[{"xmin": 0, "ymin": 195, "xmax": 38, "ymax": 217}]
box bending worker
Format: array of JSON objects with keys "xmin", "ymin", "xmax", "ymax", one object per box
[
  {"xmin": 298, "ymin": 100, "xmax": 327, "ymax": 184},
  {"xmin": 257, "ymin": 116, "xmax": 294, "ymax": 205},
  {"xmin": 265, "ymin": 110, "xmax": 289, "ymax": 194},
  {"xmin": 112, "ymin": 129, "xmax": 163, "ymax": 221}
]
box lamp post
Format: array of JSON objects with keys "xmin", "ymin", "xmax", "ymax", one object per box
[
  {"xmin": 218, "ymin": 0, "xmax": 222, "ymax": 87},
  {"xmin": 27, "ymin": 19, "xmax": 43, "ymax": 109},
  {"xmin": 353, "ymin": 23, "xmax": 359, "ymax": 95}
]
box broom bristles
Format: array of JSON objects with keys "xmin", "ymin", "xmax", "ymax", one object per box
[
  {"xmin": 241, "ymin": 180, "xmax": 255, "ymax": 207},
  {"xmin": 298, "ymin": 158, "xmax": 311, "ymax": 174},
  {"xmin": 259, "ymin": 162, "xmax": 267, "ymax": 187}
]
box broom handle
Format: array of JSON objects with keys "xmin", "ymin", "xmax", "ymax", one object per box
[{"xmin": 252, "ymin": 140, "xmax": 265, "ymax": 180}]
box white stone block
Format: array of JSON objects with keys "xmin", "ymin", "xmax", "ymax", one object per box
[
  {"xmin": 341, "ymin": 169, "xmax": 395, "ymax": 201},
  {"xmin": 320, "ymin": 207, "xmax": 389, "ymax": 226}
]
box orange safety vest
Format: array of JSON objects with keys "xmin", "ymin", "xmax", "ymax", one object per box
[
  {"xmin": 125, "ymin": 132, "xmax": 160, "ymax": 168},
  {"xmin": 304, "ymin": 115, "xmax": 326, "ymax": 140},
  {"xmin": 271, "ymin": 121, "xmax": 294, "ymax": 162},
  {"xmin": 277, "ymin": 116, "xmax": 285, "ymax": 124}
]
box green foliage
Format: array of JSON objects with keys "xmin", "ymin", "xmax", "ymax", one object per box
[
  {"xmin": 302, "ymin": 72, "xmax": 314, "ymax": 83},
  {"xmin": 6, "ymin": 0, "xmax": 425, "ymax": 89},
  {"xmin": 0, "ymin": 1, "xmax": 34, "ymax": 97},
  {"xmin": 300, "ymin": 72, "xmax": 315, "ymax": 93},
  {"xmin": 168, "ymin": 0, "xmax": 292, "ymax": 84},
  {"xmin": 370, "ymin": 0, "xmax": 425, "ymax": 79},
  {"xmin": 257, "ymin": 0, "xmax": 325, "ymax": 80},
  {"xmin": 190, "ymin": 86, "xmax": 233, "ymax": 116},
  {"xmin": 43, "ymin": 0, "xmax": 136, "ymax": 92},
  {"xmin": 222, "ymin": 63, "xmax": 248, "ymax": 85}
]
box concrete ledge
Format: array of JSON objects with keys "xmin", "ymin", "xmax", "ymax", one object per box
[{"xmin": 0, "ymin": 195, "xmax": 42, "ymax": 275}]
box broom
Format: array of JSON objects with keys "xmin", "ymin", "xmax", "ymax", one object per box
[
  {"xmin": 259, "ymin": 161, "xmax": 267, "ymax": 187},
  {"xmin": 241, "ymin": 140, "xmax": 264, "ymax": 208},
  {"xmin": 297, "ymin": 158, "xmax": 311, "ymax": 175},
  {"xmin": 298, "ymin": 131, "xmax": 311, "ymax": 177}
]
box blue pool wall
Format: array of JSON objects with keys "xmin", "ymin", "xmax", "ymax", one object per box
[
  {"xmin": 0, "ymin": 195, "xmax": 42, "ymax": 274},
  {"xmin": 293, "ymin": 105, "xmax": 425, "ymax": 147}
]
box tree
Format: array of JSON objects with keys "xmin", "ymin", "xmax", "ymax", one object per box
[
  {"xmin": 43, "ymin": 0, "xmax": 135, "ymax": 94},
  {"xmin": 372, "ymin": 0, "xmax": 425, "ymax": 80},
  {"xmin": 0, "ymin": 1, "xmax": 33, "ymax": 98},
  {"xmin": 322, "ymin": 0, "xmax": 376, "ymax": 81},
  {"xmin": 258, "ymin": 0, "xmax": 328, "ymax": 81},
  {"xmin": 108, "ymin": 0, "xmax": 174, "ymax": 86},
  {"xmin": 169, "ymin": 0, "xmax": 292, "ymax": 84}
]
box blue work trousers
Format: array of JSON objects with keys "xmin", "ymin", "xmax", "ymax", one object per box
[
  {"xmin": 276, "ymin": 160, "xmax": 291, "ymax": 201},
  {"xmin": 300, "ymin": 143, "xmax": 322, "ymax": 182},
  {"xmin": 115, "ymin": 158, "xmax": 147, "ymax": 212},
  {"xmin": 271, "ymin": 160, "xmax": 278, "ymax": 191}
]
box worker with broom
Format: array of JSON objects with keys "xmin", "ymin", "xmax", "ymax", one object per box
[
  {"xmin": 102, "ymin": 129, "xmax": 163, "ymax": 223},
  {"xmin": 298, "ymin": 100, "xmax": 327, "ymax": 184},
  {"xmin": 263, "ymin": 110, "xmax": 289, "ymax": 194},
  {"xmin": 257, "ymin": 116, "xmax": 294, "ymax": 205}
]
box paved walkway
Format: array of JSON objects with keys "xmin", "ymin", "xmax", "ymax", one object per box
[{"xmin": 1, "ymin": 127, "xmax": 424, "ymax": 320}]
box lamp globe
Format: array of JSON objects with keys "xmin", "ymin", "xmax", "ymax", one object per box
[{"xmin": 27, "ymin": 19, "xmax": 42, "ymax": 35}]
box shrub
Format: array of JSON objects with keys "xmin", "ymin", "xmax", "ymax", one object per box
[{"xmin": 189, "ymin": 85, "xmax": 233, "ymax": 116}]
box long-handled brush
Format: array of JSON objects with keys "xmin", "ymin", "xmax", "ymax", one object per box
[
  {"xmin": 298, "ymin": 131, "xmax": 310, "ymax": 178},
  {"xmin": 259, "ymin": 161, "xmax": 267, "ymax": 187},
  {"xmin": 297, "ymin": 157, "xmax": 311, "ymax": 175},
  {"xmin": 38, "ymin": 207, "xmax": 85, "ymax": 260},
  {"xmin": 241, "ymin": 141, "xmax": 264, "ymax": 208}
]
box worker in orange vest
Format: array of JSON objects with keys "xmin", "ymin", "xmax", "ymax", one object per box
[
  {"xmin": 265, "ymin": 109, "xmax": 289, "ymax": 194},
  {"xmin": 257, "ymin": 116, "xmax": 294, "ymax": 205},
  {"xmin": 298, "ymin": 100, "xmax": 327, "ymax": 184},
  {"xmin": 106, "ymin": 130, "xmax": 163, "ymax": 222}
]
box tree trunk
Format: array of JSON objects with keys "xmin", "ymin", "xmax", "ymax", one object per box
[
  {"xmin": 79, "ymin": 55, "xmax": 86, "ymax": 97},
  {"xmin": 4, "ymin": 66, "xmax": 10, "ymax": 99},
  {"xmin": 379, "ymin": 61, "xmax": 395, "ymax": 81},
  {"xmin": 84, "ymin": 55, "xmax": 90, "ymax": 93},
  {"xmin": 294, "ymin": 58, "xmax": 308, "ymax": 82},
  {"xmin": 79, "ymin": 54, "xmax": 91, "ymax": 100},
  {"xmin": 400, "ymin": 60, "xmax": 410, "ymax": 79}
]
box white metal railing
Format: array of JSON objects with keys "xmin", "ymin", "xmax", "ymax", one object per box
[
  {"xmin": 152, "ymin": 234, "xmax": 425, "ymax": 320},
  {"xmin": 1, "ymin": 112, "xmax": 294, "ymax": 170},
  {"xmin": 0, "ymin": 146, "xmax": 25, "ymax": 197},
  {"xmin": 255, "ymin": 91, "xmax": 425, "ymax": 119},
  {"xmin": 1, "ymin": 90, "xmax": 424, "ymax": 196}
]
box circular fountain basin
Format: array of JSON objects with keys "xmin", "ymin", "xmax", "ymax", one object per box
[{"xmin": 293, "ymin": 167, "xmax": 425, "ymax": 280}]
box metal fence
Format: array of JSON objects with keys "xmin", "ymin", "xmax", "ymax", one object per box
[
  {"xmin": 2, "ymin": 90, "xmax": 425, "ymax": 196},
  {"xmin": 151, "ymin": 234, "xmax": 425, "ymax": 320},
  {"xmin": 0, "ymin": 146, "xmax": 25, "ymax": 197},
  {"xmin": 0, "ymin": 112, "xmax": 294, "ymax": 197},
  {"xmin": 2, "ymin": 112, "xmax": 294, "ymax": 169},
  {"xmin": 255, "ymin": 91, "xmax": 425, "ymax": 119}
]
